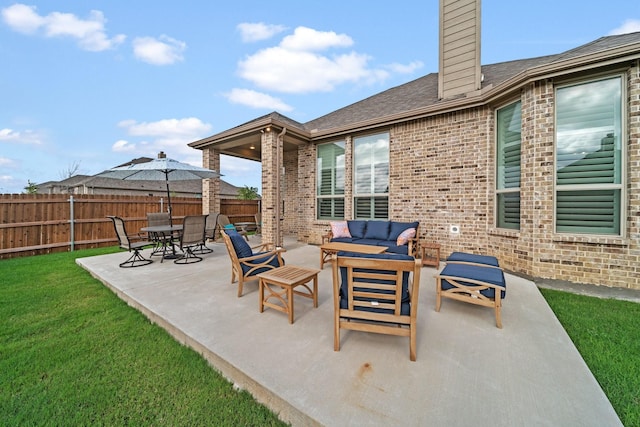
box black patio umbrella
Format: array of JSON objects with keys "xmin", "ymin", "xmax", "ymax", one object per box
[{"xmin": 97, "ymin": 151, "xmax": 220, "ymax": 224}]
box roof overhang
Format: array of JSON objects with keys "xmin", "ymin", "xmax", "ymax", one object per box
[{"xmin": 189, "ymin": 116, "xmax": 311, "ymax": 161}]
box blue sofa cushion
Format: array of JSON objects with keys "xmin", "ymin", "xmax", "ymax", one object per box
[
  {"xmin": 226, "ymin": 230, "xmax": 253, "ymax": 258},
  {"xmin": 447, "ymin": 252, "xmax": 500, "ymax": 267},
  {"xmin": 381, "ymin": 242, "xmax": 409, "ymax": 255},
  {"xmin": 439, "ymin": 263, "xmax": 506, "ymax": 299},
  {"xmin": 388, "ymin": 221, "xmax": 420, "ymax": 241},
  {"xmin": 331, "ymin": 236, "xmax": 356, "ymax": 243},
  {"xmin": 352, "ymin": 238, "xmax": 385, "ymax": 246},
  {"xmin": 337, "ymin": 251, "xmax": 414, "ymax": 315},
  {"xmin": 347, "ymin": 220, "xmax": 367, "ymax": 239},
  {"xmin": 363, "ymin": 220, "xmax": 390, "ymax": 240},
  {"xmin": 240, "ymin": 251, "xmax": 283, "ymax": 276}
]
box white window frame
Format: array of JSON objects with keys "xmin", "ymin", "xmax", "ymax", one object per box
[
  {"xmin": 495, "ymin": 100, "xmax": 522, "ymax": 230},
  {"xmin": 353, "ymin": 132, "xmax": 389, "ymax": 219},
  {"xmin": 316, "ymin": 141, "xmax": 345, "ymax": 220},
  {"xmin": 554, "ymin": 74, "xmax": 626, "ymax": 237}
]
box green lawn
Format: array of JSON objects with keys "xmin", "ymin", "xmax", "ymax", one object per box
[
  {"xmin": 0, "ymin": 248, "xmax": 286, "ymax": 426},
  {"xmin": 540, "ymin": 288, "xmax": 640, "ymax": 426},
  {"xmin": 1, "ymin": 249, "xmax": 638, "ymax": 426}
]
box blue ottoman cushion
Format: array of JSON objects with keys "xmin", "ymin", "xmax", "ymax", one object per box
[
  {"xmin": 447, "ymin": 252, "xmax": 500, "ymax": 267},
  {"xmin": 440, "ymin": 263, "xmax": 506, "ymax": 299}
]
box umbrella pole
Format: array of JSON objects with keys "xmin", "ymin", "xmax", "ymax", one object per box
[{"xmin": 165, "ymin": 173, "xmax": 173, "ymax": 226}]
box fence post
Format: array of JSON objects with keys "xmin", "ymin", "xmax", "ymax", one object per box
[{"xmin": 69, "ymin": 196, "xmax": 75, "ymax": 252}]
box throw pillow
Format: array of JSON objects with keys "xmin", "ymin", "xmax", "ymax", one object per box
[
  {"xmin": 396, "ymin": 228, "xmax": 416, "ymax": 246},
  {"xmin": 330, "ymin": 221, "xmax": 351, "ymax": 238},
  {"xmin": 223, "ymin": 224, "xmax": 236, "ymax": 230}
]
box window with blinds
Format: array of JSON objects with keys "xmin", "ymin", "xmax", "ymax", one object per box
[
  {"xmin": 317, "ymin": 141, "xmax": 345, "ymax": 220},
  {"xmin": 354, "ymin": 133, "xmax": 389, "ymax": 219},
  {"xmin": 496, "ymin": 101, "xmax": 521, "ymax": 230},
  {"xmin": 555, "ymin": 76, "xmax": 623, "ymax": 235}
]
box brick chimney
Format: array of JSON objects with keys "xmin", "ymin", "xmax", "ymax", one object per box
[{"xmin": 438, "ymin": 0, "xmax": 482, "ymax": 100}]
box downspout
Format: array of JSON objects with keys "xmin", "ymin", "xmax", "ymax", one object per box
[{"xmin": 275, "ymin": 127, "xmax": 286, "ymax": 247}]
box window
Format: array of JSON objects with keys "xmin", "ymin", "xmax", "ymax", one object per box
[
  {"xmin": 353, "ymin": 133, "xmax": 389, "ymax": 219},
  {"xmin": 555, "ymin": 76, "xmax": 624, "ymax": 235},
  {"xmin": 496, "ymin": 101, "xmax": 521, "ymax": 230},
  {"xmin": 317, "ymin": 141, "xmax": 345, "ymax": 219}
]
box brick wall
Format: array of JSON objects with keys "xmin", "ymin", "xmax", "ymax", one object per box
[{"xmin": 294, "ymin": 65, "xmax": 640, "ymax": 290}]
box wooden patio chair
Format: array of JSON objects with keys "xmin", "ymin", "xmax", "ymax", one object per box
[
  {"xmin": 331, "ymin": 252, "xmax": 422, "ymax": 361},
  {"xmin": 254, "ymin": 212, "xmax": 262, "ymax": 235},
  {"xmin": 221, "ymin": 230, "xmax": 285, "ymax": 297},
  {"xmin": 108, "ymin": 215, "xmax": 154, "ymax": 268},
  {"xmin": 217, "ymin": 214, "xmax": 248, "ymax": 241},
  {"xmin": 174, "ymin": 215, "xmax": 208, "ymax": 264}
]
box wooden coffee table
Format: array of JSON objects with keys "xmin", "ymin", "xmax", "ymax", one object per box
[
  {"xmin": 319, "ymin": 242, "xmax": 388, "ymax": 269},
  {"xmin": 258, "ymin": 265, "xmax": 321, "ymax": 324}
]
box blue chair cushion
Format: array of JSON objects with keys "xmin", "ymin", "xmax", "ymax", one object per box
[
  {"xmin": 447, "ymin": 252, "xmax": 500, "ymax": 267},
  {"xmin": 226, "ymin": 230, "xmax": 253, "ymax": 258},
  {"xmin": 439, "ymin": 263, "xmax": 506, "ymax": 299},
  {"xmin": 347, "ymin": 220, "xmax": 367, "ymax": 239},
  {"xmin": 223, "ymin": 223, "xmax": 236, "ymax": 230},
  {"xmin": 240, "ymin": 251, "xmax": 283, "ymax": 276},
  {"xmin": 388, "ymin": 221, "xmax": 420, "ymax": 241},
  {"xmin": 337, "ymin": 251, "xmax": 414, "ymax": 315},
  {"xmin": 363, "ymin": 221, "xmax": 390, "ymax": 240}
]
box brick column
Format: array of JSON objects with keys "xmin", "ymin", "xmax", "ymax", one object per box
[
  {"xmin": 202, "ymin": 147, "xmax": 221, "ymax": 215},
  {"xmin": 261, "ymin": 128, "xmax": 281, "ymax": 246}
]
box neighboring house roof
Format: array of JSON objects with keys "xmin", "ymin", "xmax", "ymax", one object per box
[
  {"xmin": 37, "ymin": 165, "xmax": 246, "ymax": 199},
  {"xmin": 190, "ymin": 31, "xmax": 640, "ymax": 149}
]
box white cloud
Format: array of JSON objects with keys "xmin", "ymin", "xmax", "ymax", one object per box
[
  {"xmin": 237, "ymin": 22, "xmax": 286, "ymax": 42},
  {"xmin": 609, "ymin": 19, "xmax": 640, "ymax": 35},
  {"xmin": 386, "ymin": 61, "xmax": 424, "ymax": 74},
  {"xmin": 119, "ymin": 117, "xmax": 211, "ymax": 138},
  {"xmin": 239, "ymin": 46, "xmax": 378, "ymax": 93},
  {"xmin": 112, "ymin": 139, "xmax": 135, "ymax": 152},
  {"xmin": 225, "ymin": 88, "xmax": 293, "ymax": 111},
  {"xmin": 237, "ymin": 25, "xmax": 419, "ymax": 94},
  {"xmin": 0, "ymin": 157, "xmax": 17, "ymax": 168},
  {"xmin": 1, "ymin": 4, "xmax": 125, "ymax": 51},
  {"xmin": 0, "ymin": 128, "xmax": 42, "ymax": 144},
  {"xmin": 1, "ymin": 3, "xmax": 44, "ymax": 33},
  {"xmin": 280, "ymin": 26, "xmax": 353, "ymax": 52},
  {"xmin": 132, "ymin": 35, "xmax": 186, "ymax": 65},
  {"xmin": 115, "ymin": 117, "xmax": 212, "ymax": 161}
]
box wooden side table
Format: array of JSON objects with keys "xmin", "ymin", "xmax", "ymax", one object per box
[
  {"xmin": 420, "ymin": 242, "xmax": 441, "ymax": 267},
  {"xmin": 258, "ymin": 265, "xmax": 321, "ymax": 324}
]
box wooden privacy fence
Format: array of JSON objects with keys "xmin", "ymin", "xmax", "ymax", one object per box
[{"xmin": 0, "ymin": 194, "xmax": 259, "ymax": 259}]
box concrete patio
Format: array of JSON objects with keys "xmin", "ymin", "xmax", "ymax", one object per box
[{"xmin": 77, "ymin": 236, "xmax": 622, "ymax": 427}]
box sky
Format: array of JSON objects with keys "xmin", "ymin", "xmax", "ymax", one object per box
[{"xmin": 1, "ymin": 1, "xmax": 639, "ymax": 194}]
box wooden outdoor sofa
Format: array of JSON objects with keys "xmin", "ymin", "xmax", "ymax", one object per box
[{"xmin": 323, "ymin": 220, "xmax": 419, "ymax": 256}]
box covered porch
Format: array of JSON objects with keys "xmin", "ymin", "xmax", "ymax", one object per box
[{"xmin": 190, "ymin": 112, "xmax": 311, "ymax": 248}]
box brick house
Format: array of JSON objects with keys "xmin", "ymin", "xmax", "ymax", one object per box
[{"xmin": 190, "ymin": 0, "xmax": 640, "ymax": 290}]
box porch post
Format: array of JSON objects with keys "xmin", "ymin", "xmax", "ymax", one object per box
[
  {"xmin": 261, "ymin": 128, "xmax": 276, "ymax": 246},
  {"xmin": 203, "ymin": 147, "xmax": 221, "ymax": 216}
]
